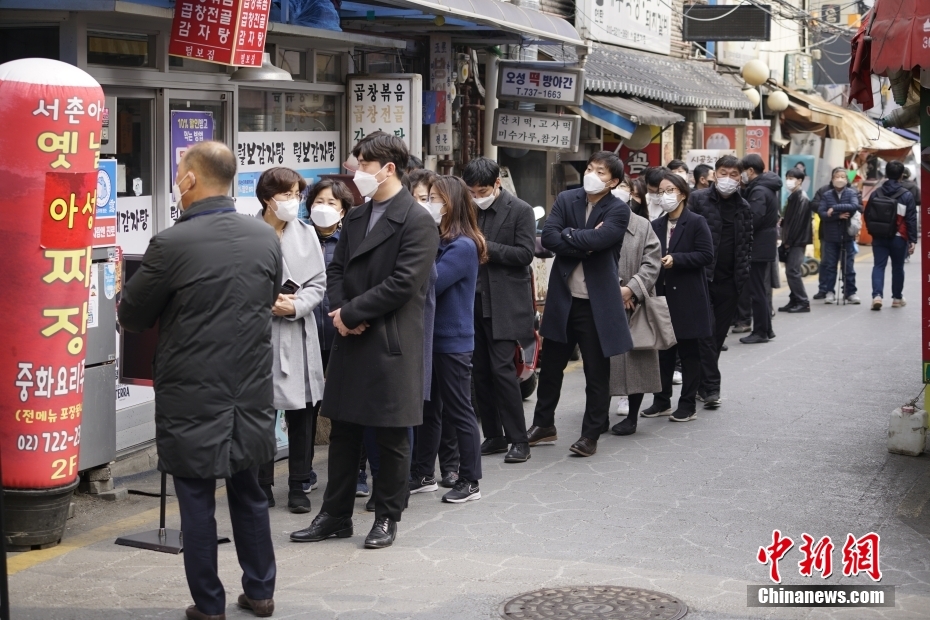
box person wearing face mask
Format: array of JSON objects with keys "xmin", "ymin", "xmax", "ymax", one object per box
[
  {"xmin": 813, "ymin": 168, "xmax": 862, "ymax": 304},
  {"xmin": 779, "ymin": 169, "xmax": 812, "ymax": 313},
  {"xmin": 528, "ymin": 151, "xmax": 632, "ymax": 458},
  {"xmin": 684, "ymin": 155, "xmax": 753, "ymax": 411},
  {"xmin": 119, "ymin": 142, "xmax": 282, "ymax": 620},
  {"xmin": 253, "ymin": 167, "xmax": 328, "ymax": 517},
  {"xmin": 406, "ymin": 168, "xmax": 444, "ymax": 225},
  {"xmin": 693, "ymin": 164, "xmax": 714, "ymax": 191},
  {"xmin": 667, "ymin": 160, "xmax": 691, "ymax": 186},
  {"xmin": 643, "ymin": 167, "xmax": 668, "ymax": 222},
  {"xmin": 290, "ymin": 132, "xmax": 439, "ymax": 550},
  {"xmin": 643, "ymin": 172, "xmax": 714, "ymax": 422},
  {"xmin": 461, "ymin": 157, "xmax": 536, "ymax": 464}
]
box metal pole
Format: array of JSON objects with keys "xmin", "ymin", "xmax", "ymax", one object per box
[
  {"xmin": 483, "ymin": 55, "xmax": 499, "ymax": 161},
  {"xmin": 158, "ymin": 471, "xmax": 167, "ymax": 539}
]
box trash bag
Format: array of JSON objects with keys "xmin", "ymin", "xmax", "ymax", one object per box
[{"xmin": 270, "ymin": 0, "xmax": 342, "ymax": 31}]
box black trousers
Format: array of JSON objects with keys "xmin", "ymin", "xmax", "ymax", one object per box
[
  {"xmin": 735, "ymin": 284, "xmax": 751, "ymax": 327},
  {"xmin": 533, "ymin": 298, "xmax": 611, "ymax": 440},
  {"xmin": 257, "ymin": 404, "xmax": 314, "ymax": 488},
  {"xmin": 321, "ymin": 421, "xmax": 410, "ymax": 521},
  {"xmin": 699, "ymin": 277, "xmax": 740, "ymax": 394},
  {"xmin": 413, "ymin": 352, "xmax": 482, "ymax": 482},
  {"xmin": 749, "ymin": 261, "xmax": 773, "ymax": 337},
  {"xmin": 472, "ymin": 310, "xmax": 528, "ymax": 444},
  {"xmin": 439, "ymin": 410, "xmax": 460, "ymax": 475},
  {"xmin": 174, "ymin": 467, "xmax": 275, "ymax": 616},
  {"xmin": 653, "ymin": 338, "xmax": 702, "ymax": 413}
]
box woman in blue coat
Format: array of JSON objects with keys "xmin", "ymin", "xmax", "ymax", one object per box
[
  {"xmin": 643, "ymin": 171, "xmax": 715, "ymax": 422},
  {"xmin": 410, "ymin": 175, "xmax": 487, "ymax": 504}
]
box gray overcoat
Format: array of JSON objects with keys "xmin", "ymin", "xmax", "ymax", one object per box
[
  {"xmin": 609, "ymin": 213, "xmax": 663, "ymax": 396},
  {"xmin": 272, "ymin": 219, "xmax": 327, "ymax": 410}
]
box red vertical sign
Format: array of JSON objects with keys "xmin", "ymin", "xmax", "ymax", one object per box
[
  {"xmin": 745, "ymin": 121, "xmax": 770, "ymax": 169},
  {"xmin": 168, "ymin": 0, "xmax": 271, "ymax": 67}
]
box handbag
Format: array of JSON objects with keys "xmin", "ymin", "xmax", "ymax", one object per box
[
  {"xmin": 847, "ymin": 211, "xmax": 862, "ymax": 238},
  {"xmin": 777, "ymin": 243, "xmax": 789, "ymax": 263},
  {"xmin": 627, "ymin": 274, "xmax": 677, "ymax": 351}
]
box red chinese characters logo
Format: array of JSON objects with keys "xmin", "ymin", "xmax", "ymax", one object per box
[
  {"xmin": 842, "ymin": 533, "xmax": 882, "ymax": 582},
  {"xmin": 757, "ymin": 531, "xmax": 881, "ymax": 583},
  {"xmin": 757, "ymin": 530, "xmax": 794, "ymax": 584}
]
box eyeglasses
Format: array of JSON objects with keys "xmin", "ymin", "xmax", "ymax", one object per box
[
  {"xmin": 650, "ymin": 188, "xmax": 680, "ymax": 196},
  {"xmin": 275, "ymin": 192, "xmax": 301, "ymax": 200}
]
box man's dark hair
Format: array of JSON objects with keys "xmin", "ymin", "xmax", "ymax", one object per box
[
  {"xmin": 643, "ymin": 166, "xmax": 665, "ymax": 189},
  {"xmin": 741, "ymin": 154, "xmax": 765, "ymax": 174},
  {"xmin": 716, "ymin": 155, "xmax": 743, "ymax": 172},
  {"xmin": 462, "ymin": 157, "xmax": 501, "ymax": 187},
  {"xmin": 628, "ymin": 177, "xmax": 648, "ymax": 218},
  {"xmin": 902, "ymin": 166, "xmax": 912, "ymax": 179},
  {"xmin": 351, "ymin": 131, "xmax": 407, "ymax": 179},
  {"xmin": 588, "ymin": 151, "xmax": 624, "ymax": 184},
  {"xmin": 785, "ymin": 168, "xmax": 806, "ymax": 181},
  {"xmin": 662, "ymin": 170, "xmax": 691, "ymax": 204},
  {"xmin": 406, "ymin": 155, "xmax": 423, "ymax": 173},
  {"xmin": 667, "ymin": 159, "xmax": 689, "ymax": 173},
  {"xmin": 794, "ymin": 162, "xmax": 807, "ymax": 172},
  {"xmin": 183, "ymin": 140, "xmax": 237, "ymax": 188},
  {"xmin": 256, "ymin": 166, "xmax": 307, "ymax": 212},
  {"xmin": 693, "ymin": 164, "xmax": 713, "ymax": 184},
  {"xmin": 403, "ymin": 168, "xmax": 438, "ymax": 193},
  {"xmin": 885, "ymin": 160, "xmax": 905, "ymax": 181}
]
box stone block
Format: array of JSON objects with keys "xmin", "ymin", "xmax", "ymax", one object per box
[{"xmin": 97, "ymin": 488, "xmax": 128, "ymax": 502}]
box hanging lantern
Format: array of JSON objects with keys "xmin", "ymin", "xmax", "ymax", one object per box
[
  {"xmin": 742, "ymin": 86, "xmax": 761, "ymax": 107},
  {"xmin": 767, "ymin": 90, "xmax": 790, "ymax": 112},
  {"xmin": 741, "ymin": 59, "xmax": 770, "ymax": 87}
]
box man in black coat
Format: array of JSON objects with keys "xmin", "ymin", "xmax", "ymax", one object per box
[
  {"xmin": 687, "ymin": 155, "xmax": 753, "ymax": 408},
  {"xmin": 779, "ymin": 168, "xmax": 813, "ymax": 312},
  {"xmin": 739, "ymin": 154, "xmax": 782, "ymax": 343},
  {"xmin": 528, "ymin": 151, "xmax": 632, "ymax": 457},
  {"xmin": 463, "ymin": 157, "xmax": 536, "ymax": 464},
  {"xmin": 119, "ymin": 141, "xmax": 282, "ymax": 620},
  {"xmin": 290, "ymin": 132, "xmax": 439, "ymax": 550}
]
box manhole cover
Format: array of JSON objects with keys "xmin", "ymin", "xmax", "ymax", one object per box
[{"xmin": 499, "ymin": 586, "xmax": 687, "ymax": 619}]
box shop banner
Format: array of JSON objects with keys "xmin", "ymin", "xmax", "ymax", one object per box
[
  {"xmin": 0, "ymin": 58, "xmax": 104, "ymax": 489},
  {"xmin": 428, "ymin": 35, "xmax": 453, "ymax": 156},
  {"xmin": 577, "ymin": 0, "xmax": 671, "ymax": 55},
  {"xmin": 491, "ymin": 110, "xmax": 581, "ymax": 152},
  {"xmin": 236, "ymin": 130, "xmax": 341, "ymax": 215},
  {"xmin": 684, "ymin": 149, "xmax": 738, "ymax": 171},
  {"xmin": 745, "ymin": 120, "xmax": 771, "ymax": 169},
  {"xmin": 94, "ymin": 159, "xmax": 117, "ymax": 247},
  {"xmin": 347, "ymin": 74, "xmax": 422, "ymax": 159},
  {"xmin": 168, "ymin": 0, "xmax": 271, "ymax": 67}
]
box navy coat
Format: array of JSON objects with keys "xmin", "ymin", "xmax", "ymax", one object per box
[
  {"xmin": 652, "ymin": 209, "xmax": 715, "ymax": 341},
  {"xmin": 816, "ymin": 185, "xmax": 861, "ymax": 244},
  {"xmin": 540, "ymin": 188, "xmax": 632, "ymax": 358}
]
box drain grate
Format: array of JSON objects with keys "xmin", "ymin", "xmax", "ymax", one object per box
[{"xmin": 499, "ymin": 585, "xmax": 687, "ymax": 619}]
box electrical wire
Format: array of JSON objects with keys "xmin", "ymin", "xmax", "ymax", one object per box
[{"xmin": 679, "ymin": 3, "xmax": 745, "ymax": 21}]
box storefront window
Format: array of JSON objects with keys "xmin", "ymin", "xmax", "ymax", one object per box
[
  {"xmin": 113, "ymin": 98, "xmax": 154, "ymax": 197},
  {"xmin": 168, "ymin": 55, "xmax": 227, "ymax": 73},
  {"xmin": 316, "ymin": 53, "xmax": 340, "ymax": 83},
  {"xmin": 277, "ymin": 49, "xmax": 306, "ymax": 79},
  {"xmin": 87, "ymin": 31, "xmax": 155, "ymax": 68},
  {"xmin": 0, "ymin": 26, "xmax": 58, "ymax": 65},
  {"xmin": 239, "ymin": 90, "xmax": 338, "ymax": 132}
]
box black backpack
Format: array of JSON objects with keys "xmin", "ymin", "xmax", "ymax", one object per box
[{"xmin": 866, "ymin": 187, "xmax": 906, "ymax": 238}]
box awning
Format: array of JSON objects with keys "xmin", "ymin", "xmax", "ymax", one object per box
[
  {"xmin": 869, "ymin": 0, "xmax": 930, "ymax": 74},
  {"xmin": 539, "ymin": 43, "xmax": 754, "ymax": 111},
  {"xmin": 568, "ymin": 96, "xmax": 684, "ymax": 138}
]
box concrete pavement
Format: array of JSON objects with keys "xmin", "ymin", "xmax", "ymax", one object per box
[{"xmin": 9, "ymin": 247, "xmax": 930, "ymax": 619}]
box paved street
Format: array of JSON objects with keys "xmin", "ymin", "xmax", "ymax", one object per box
[{"xmin": 9, "ymin": 247, "xmax": 930, "ymax": 620}]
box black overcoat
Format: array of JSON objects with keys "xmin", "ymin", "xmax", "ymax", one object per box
[
  {"xmin": 540, "ymin": 188, "xmax": 632, "ymax": 358},
  {"xmin": 322, "ymin": 188, "xmax": 439, "ymax": 427},
  {"xmin": 118, "ymin": 196, "xmax": 282, "ymax": 479}
]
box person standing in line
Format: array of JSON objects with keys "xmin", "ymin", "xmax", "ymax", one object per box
[
  {"xmin": 667, "ymin": 159, "xmax": 690, "ymax": 182},
  {"xmin": 778, "ymin": 168, "xmax": 812, "ymax": 313},
  {"xmin": 527, "ymin": 151, "xmax": 632, "ymax": 457},
  {"xmin": 643, "ymin": 167, "xmax": 668, "ymax": 221},
  {"xmin": 410, "ymin": 176, "xmax": 486, "ymax": 503},
  {"xmin": 866, "ymin": 160, "xmax": 917, "ymax": 310},
  {"xmin": 687, "ymin": 155, "xmax": 753, "ymax": 411},
  {"xmin": 254, "ymin": 168, "xmax": 327, "ymax": 515},
  {"xmin": 643, "ymin": 172, "xmax": 715, "ymax": 422},
  {"xmin": 693, "ymin": 164, "xmax": 715, "ymax": 191},
  {"xmin": 289, "ymin": 132, "xmax": 439, "ymax": 550},
  {"xmin": 738, "ymin": 154, "xmax": 782, "ymax": 344},
  {"xmin": 119, "ymin": 141, "xmax": 280, "ymax": 620},
  {"xmin": 813, "ymin": 168, "xmax": 861, "ymax": 304},
  {"xmin": 462, "ymin": 157, "xmax": 537, "ymax": 464}
]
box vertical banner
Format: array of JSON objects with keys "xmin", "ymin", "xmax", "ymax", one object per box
[
  {"xmin": 169, "ymin": 110, "xmax": 214, "ymax": 222},
  {"xmin": 168, "ymin": 0, "xmax": 271, "ymax": 67},
  {"xmin": 428, "ymin": 35, "xmax": 453, "ymax": 157},
  {"xmin": 0, "ymin": 58, "xmax": 104, "ymax": 489},
  {"xmin": 347, "ymin": 74, "xmax": 422, "ymax": 159},
  {"xmin": 745, "ymin": 120, "xmax": 771, "ymax": 170}
]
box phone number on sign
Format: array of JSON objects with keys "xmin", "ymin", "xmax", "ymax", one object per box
[
  {"xmin": 511, "ymin": 88, "xmax": 564, "ymax": 99},
  {"xmin": 17, "ymin": 428, "xmax": 82, "ymax": 453}
]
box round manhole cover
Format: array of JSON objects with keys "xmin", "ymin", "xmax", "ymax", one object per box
[{"xmin": 499, "ymin": 586, "xmax": 687, "ymax": 619}]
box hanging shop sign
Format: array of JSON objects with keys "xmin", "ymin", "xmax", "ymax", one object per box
[
  {"xmin": 684, "ymin": 149, "xmax": 738, "ymax": 171},
  {"xmin": 784, "ymin": 54, "xmax": 814, "ymax": 91},
  {"xmin": 491, "ymin": 110, "xmax": 581, "ymax": 152},
  {"xmin": 745, "ymin": 120, "xmax": 770, "ymax": 168},
  {"xmin": 347, "ymin": 74, "xmax": 422, "ymax": 159},
  {"xmin": 428, "ymin": 35, "xmax": 454, "ymax": 156},
  {"xmin": 496, "ymin": 61, "xmax": 585, "ymax": 107},
  {"xmin": 168, "ymin": 0, "xmax": 271, "ymax": 67},
  {"xmin": 577, "ymin": 0, "xmax": 671, "ymax": 56}
]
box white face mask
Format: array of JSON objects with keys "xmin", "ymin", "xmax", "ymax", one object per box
[
  {"xmin": 474, "ymin": 191, "xmax": 497, "ymax": 210},
  {"xmin": 716, "ymin": 177, "xmax": 740, "ymax": 197},
  {"xmin": 785, "ymin": 179, "xmax": 798, "ymax": 191},
  {"xmin": 675, "ymin": 171, "xmax": 688, "ymax": 181},
  {"xmin": 172, "ymin": 171, "xmax": 193, "ymax": 207},
  {"xmin": 612, "ymin": 187, "xmax": 631, "ymax": 203},
  {"xmin": 272, "ymin": 198, "xmax": 300, "ymax": 222},
  {"xmin": 310, "ymin": 204, "xmax": 341, "ymax": 228},
  {"xmin": 583, "ymin": 172, "xmax": 608, "ymax": 194},
  {"xmin": 427, "ymin": 202, "xmax": 444, "ymax": 224},
  {"xmin": 833, "ymin": 177, "xmax": 847, "ymax": 189},
  {"xmin": 646, "ymin": 193, "xmax": 663, "ymax": 221},
  {"xmin": 659, "ymin": 192, "xmax": 681, "ymax": 213},
  {"xmin": 353, "ymin": 164, "xmax": 388, "ymax": 198},
  {"xmin": 740, "ymin": 171, "xmax": 750, "ymax": 184}
]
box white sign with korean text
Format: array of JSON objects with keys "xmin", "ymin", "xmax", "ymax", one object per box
[
  {"xmin": 684, "ymin": 149, "xmax": 737, "ymax": 170},
  {"xmin": 429, "ymin": 35, "xmax": 454, "ymax": 156},
  {"xmin": 497, "ymin": 61, "xmax": 585, "ymax": 106},
  {"xmin": 578, "ymin": 0, "xmax": 671, "ymax": 56},
  {"xmin": 492, "ymin": 110, "xmax": 581, "ymax": 152},
  {"xmin": 348, "ymin": 74, "xmax": 422, "ymax": 159}
]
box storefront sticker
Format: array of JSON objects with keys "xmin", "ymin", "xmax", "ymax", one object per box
[
  {"xmin": 87, "ymin": 267, "xmax": 99, "ymax": 330},
  {"xmin": 94, "ymin": 159, "xmax": 117, "ymax": 247},
  {"xmin": 347, "ymin": 74, "xmax": 423, "ymax": 159}
]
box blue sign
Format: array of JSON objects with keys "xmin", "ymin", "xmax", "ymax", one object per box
[{"xmin": 97, "ymin": 160, "xmax": 118, "ymax": 218}]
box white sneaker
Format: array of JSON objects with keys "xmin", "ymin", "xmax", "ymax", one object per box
[
  {"xmin": 616, "ymin": 397, "xmax": 630, "ymax": 415},
  {"xmin": 871, "ymin": 297, "xmax": 882, "ymax": 311},
  {"xmin": 673, "ymin": 371, "xmax": 683, "ymax": 385},
  {"xmin": 824, "ymin": 292, "xmax": 836, "ymax": 304},
  {"xmin": 892, "ymin": 297, "xmax": 907, "ymax": 308},
  {"xmin": 845, "ymin": 294, "xmax": 861, "ymax": 304}
]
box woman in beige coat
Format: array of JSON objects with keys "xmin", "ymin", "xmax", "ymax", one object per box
[{"xmin": 608, "ymin": 192, "xmax": 662, "ymax": 435}]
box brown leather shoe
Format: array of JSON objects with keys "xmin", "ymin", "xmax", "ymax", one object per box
[
  {"xmin": 569, "ymin": 437, "xmax": 597, "ymax": 457},
  {"xmin": 185, "ymin": 605, "xmax": 226, "ymax": 620},
  {"xmin": 526, "ymin": 425, "xmax": 557, "ymax": 445},
  {"xmin": 237, "ymin": 594, "xmax": 274, "ymax": 617}
]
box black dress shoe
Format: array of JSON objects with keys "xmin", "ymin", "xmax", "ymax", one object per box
[
  {"xmin": 287, "ymin": 487, "xmax": 311, "ymax": 514},
  {"xmin": 739, "ymin": 333, "xmax": 769, "ymax": 344},
  {"xmin": 365, "ymin": 495, "xmax": 375, "ymax": 512},
  {"xmin": 503, "ymin": 442, "xmax": 531, "ymax": 463},
  {"xmin": 721, "ymin": 343, "xmax": 729, "ymax": 351},
  {"xmin": 237, "ymin": 594, "xmax": 274, "ymax": 618},
  {"xmin": 526, "ymin": 425, "xmax": 557, "ymax": 445},
  {"xmin": 767, "ymin": 331, "xmax": 776, "ymax": 340},
  {"xmin": 364, "ymin": 517, "xmax": 396, "ymax": 549},
  {"xmin": 611, "ymin": 416, "xmax": 637, "ymax": 436},
  {"xmin": 569, "ymin": 436, "xmax": 597, "ymax": 457},
  {"xmin": 289, "ymin": 512, "xmax": 353, "ymax": 542},
  {"xmin": 731, "ymin": 323, "xmax": 751, "ymax": 333},
  {"xmin": 788, "ymin": 303, "xmax": 810, "ymax": 313},
  {"xmin": 778, "ymin": 302, "xmax": 795, "ymax": 312},
  {"xmin": 480, "ymin": 436, "xmax": 509, "ymax": 455}
]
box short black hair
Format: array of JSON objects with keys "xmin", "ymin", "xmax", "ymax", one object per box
[
  {"xmin": 351, "ymin": 131, "xmax": 408, "ymax": 179},
  {"xmin": 716, "ymin": 155, "xmax": 743, "ymax": 172},
  {"xmin": 404, "ymin": 168, "xmax": 437, "ymax": 193},
  {"xmin": 794, "ymin": 162, "xmax": 807, "ymax": 172},
  {"xmin": 693, "ymin": 164, "xmax": 713, "ymax": 183},
  {"xmin": 667, "ymin": 159, "xmax": 689, "ymax": 173},
  {"xmin": 462, "ymin": 157, "xmax": 501, "ymax": 188},
  {"xmin": 643, "ymin": 166, "xmax": 666, "ymax": 189},
  {"xmin": 406, "ymin": 155, "xmax": 423, "ymax": 173},
  {"xmin": 742, "ymin": 154, "xmax": 765, "ymax": 174},
  {"xmin": 256, "ymin": 167, "xmax": 306, "ymax": 212},
  {"xmin": 785, "ymin": 168, "xmax": 806, "ymax": 181},
  {"xmin": 661, "ymin": 170, "xmax": 691, "ymax": 204},
  {"xmin": 628, "ymin": 177, "xmax": 648, "ymax": 218},
  {"xmin": 885, "ymin": 160, "xmax": 905, "ymax": 181},
  {"xmin": 587, "ymin": 151, "xmax": 624, "ymax": 184}
]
